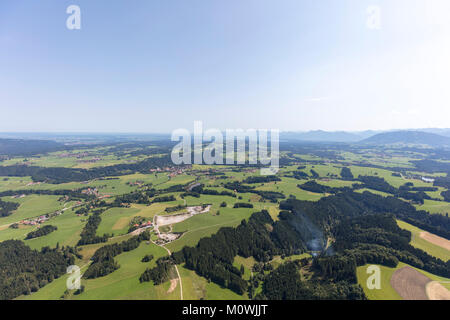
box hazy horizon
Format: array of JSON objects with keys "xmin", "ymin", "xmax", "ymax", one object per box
[{"xmin": 0, "ymin": 127, "xmax": 449, "ymax": 135}]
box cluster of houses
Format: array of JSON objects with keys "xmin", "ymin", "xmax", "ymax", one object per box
[
  {"xmin": 127, "ymin": 181, "xmax": 145, "ymax": 187},
  {"xmin": 133, "ymin": 220, "xmax": 153, "ymax": 229},
  {"xmin": 21, "ymin": 210, "xmax": 64, "ymax": 226},
  {"xmin": 58, "ymin": 152, "xmax": 91, "ymax": 159},
  {"xmin": 81, "ymin": 187, "xmax": 111, "ymax": 200},
  {"xmin": 22, "ymin": 215, "xmax": 49, "ymax": 226},
  {"xmin": 149, "ymin": 166, "xmax": 191, "ymax": 178},
  {"xmin": 168, "ymin": 168, "xmax": 186, "ymax": 178},
  {"xmin": 81, "ymin": 188, "xmax": 100, "ymax": 196}
]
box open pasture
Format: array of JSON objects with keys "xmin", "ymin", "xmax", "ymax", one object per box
[{"xmin": 397, "ymin": 220, "xmax": 449, "ymax": 261}]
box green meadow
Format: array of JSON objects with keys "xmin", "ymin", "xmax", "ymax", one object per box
[
  {"xmin": 2, "ymin": 143, "xmax": 449, "ymax": 301},
  {"xmin": 397, "ymin": 220, "xmax": 449, "ymax": 262},
  {"xmin": 416, "ymin": 199, "xmax": 450, "ymax": 216},
  {"xmin": 357, "ymin": 262, "xmax": 450, "ymax": 300},
  {"xmin": 0, "ymin": 194, "xmax": 68, "ymax": 225}
]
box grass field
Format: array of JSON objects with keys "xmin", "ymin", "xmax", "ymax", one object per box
[
  {"xmin": 397, "ymin": 220, "xmax": 449, "ymax": 262},
  {"xmin": 2, "ymin": 145, "xmax": 449, "ymax": 301},
  {"xmin": 96, "ymin": 207, "xmax": 141, "ymax": 236},
  {"xmin": 254, "ymin": 177, "xmax": 324, "ymax": 201},
  {"xmin": 179, "ymin": 264, "xmax": 247, "ymax": 300},
  {"xmin": 415, "ymin": 199, "xmax": 450, "ymax": 216},
  {"xmin": 0, "ymin": 194, "xmax": 68, "ymax": 225},
  {"xmin": 357, "ymin": 262, "xmax": 450, "ymax": 300},
  {"xmin": 19, "ymin": 241, "xmax": 171, "ymax": 300},
  {"xmin": 168, "ymin": 206, "xmax": 256, "ymax": 252}
]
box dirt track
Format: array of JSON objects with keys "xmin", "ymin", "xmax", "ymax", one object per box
[
  {"xmin": 167, "ymin": 279, "xmax": 178, "ymax": 294},
  {"xmin": 426, "ymin": 281, "xmax": 450, "ymax": 300},
  {"xmin": 419, "ymin": 232, "xmax": 450, "ymax": 251},
  {"xmin": 390, "ymin": 266, "xmax": 430, "ymax": 300}
]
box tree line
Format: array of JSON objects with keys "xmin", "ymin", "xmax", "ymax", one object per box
[{"xmin": 0, "ymin": 240, "xmax": 74, "ymax": 300}]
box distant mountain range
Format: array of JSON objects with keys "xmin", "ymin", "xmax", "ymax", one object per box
[
  {"xmin": 280, "ymin": 129, "xmax": 450, "ymax": 147},
  {"xmin": 280, "ymin": 130, "xmax": 378, "ymax": 143},
  {"xmin": 359, "ymin": 131, "xmax": 450, "ymax": 147},
  {"xmin": 415, "ymin": 128, "xmax": 450, "ymax": 138}
]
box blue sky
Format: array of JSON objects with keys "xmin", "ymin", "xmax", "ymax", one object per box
[{"xmin": 1, "ymin": 0, "xmax": 450, "ymax": 133}]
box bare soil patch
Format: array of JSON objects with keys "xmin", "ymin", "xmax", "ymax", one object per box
[
  {"xmin": 167, "ymin": 279, "xmax": 178, "ymax": 294},
  {"xmin": 426, "ymin": 281, "xmax": 450, "ymax": 300},
  {"xmin": 390, "ymin": 266, "xmax": 431, "ymax": 300},
  {"xmin": 419, "ymin": 232, "xmax": 450, "ymax": 251},
  {"xmin": 155, "ymin": 205, "xmax": 211, "ymax": 227}
]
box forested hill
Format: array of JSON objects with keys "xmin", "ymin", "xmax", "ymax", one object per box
[
  {"xmin": 360, "ymin": 131, "xmax": 450, "ymax": 147},
  {"xmin": 281, "ymin": 191, "xmax": 450, "ymax": 240},
  {"xmin": 141, "ymin": 190, "xmax": 450, "ymax": 300},
  {"xmin": 0, "ymin": 139, "xmax": 63, "ymax": 156},
  {"xmin": 281, "ymin": 191, "xmax": 450, "ymax": 276},
  {"xmin": 0, "ymin": 155, "xmax": 173, "ymax": 184},
  {"xmin": 0, "ymin": 240, "xmax": 75, "ymax": 300}
]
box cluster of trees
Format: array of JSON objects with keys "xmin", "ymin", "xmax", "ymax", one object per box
[
  {"xmin": 233, "ymin": 203, "xmax": 254, "ymax": 208},
  {"xmin": 0, "ymin": 240, "xmax": 74, "ymax": 300},
  {"xmin": 259, "ymin": 261, "xmax": 365, "ymax": 300},
  {"xmin": 283, "ymin": 190, "xmax": 450, "ymax": 240},
  {"xmin": 77, "ymin": 210, "xmax": 108, "ymax": 246},
  {"xmin": 243, "ymin": 176, "xmax": 281, "ymax": 184},
  {"xmin": 139, "ymin": 258, "xmax": 174, "ymax": 285},
  {"xmin": 356, "ymin": 176, "xmax": 433, "ymax": 204},
  {"xmin": 141, "ymin": 254, "xmax": 154, "ymax": 262},
  {"xmin": 113, "ymin": 189, "xmax": 156, "ymax": 205},
  {"xmin": 25, "ymin": 225, "xmax": 57, "ymax": 240},
  {"xmin": 0, "ymin": 189, "xmax": 94, "ymax": 202},
  {"xmin": 357, "ymin": 175, "xmax": 397, "ymax": 194},
  {"xmin": 280, "ymin": 191, "xmax": 450, "ymax": 279},
  {"xmin": 398, "ymin": 190, "xmax": 431, "ymax": 204},
  {"xmin": 165, "ymin": 205, "xmax": 187, "ymax": 213},
  {"xmin": 127, "ymin": 216, "xmax": 148, "ymax": 233},
  {"xmin": 224, "ymin": 182, "xmax": 255, "ymax": 193},
  {"xmin": 340, "ymin": 167, "xmax": 354, "ymax": 180},
  {"xmin": 434, "ymin": 175, "xmax": 450, "ymax": 189},
  {"xmin": 412, "ymin": 160, "xmax": 450, "ymax": 173},
  {"xmin": 310, "ymin": 169, "xmax": 319, "ymax": 179},
  {"xmin": 152, "ymin": 195, "xmax": 176, "ymax": 203},
  {"xmin": 0, "ymin": 199, "xmax": 19, "ymax": 217},
  {"xmin": 291, "ymin": 171, "xmax": 309, "ymax": 180},
  {"xmin": 253, "ymin": 191, "xmax": 285, "ymax": 203},
  {"xmin": 333, "ymin": 213, "xmax": 450, "ymax": 277},
  {"xmin": 442, "ymin": 189, "xmax": 450, "ymax": 203},
  {"xmin": 150, "ymin": 210, "xmax": 308, "ymax": 295},
  {"xmin": 112, "ymin": 184, "xmax": 194, "ymax": 207},
  {"xmin": 297, "ymin": 181, "xmax": 347, "ymax": 194},
  {"xmin": 0, "ymin": 138, "xmax": 63, "ymax": 157},
  {"xmin": 400, "ymin": 182, "xmax": 438, "ymax": 192},
  {"xmin": 182, "ymin": 184, "xmax": 236, "ymax": 198},
  {"xmin": 84, "ymin": 231, "xmax": 150, "ymax": 279},
  {"xmin": 223, "ymin": 181, "xmax": 284, "ymax": 202}
]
